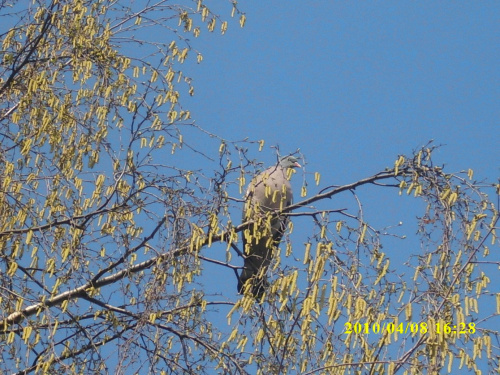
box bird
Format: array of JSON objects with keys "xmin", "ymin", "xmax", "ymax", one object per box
[{"xmin": 238, "ymin": 155, "xmax": 301, "ymax": 297}]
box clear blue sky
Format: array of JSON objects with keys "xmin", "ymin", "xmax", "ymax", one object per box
[{"xmin": 185, "ymin": 1, "xmax": 498, "ymax": 182}]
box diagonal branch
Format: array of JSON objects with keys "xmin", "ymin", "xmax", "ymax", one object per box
[
  {"xmin": 3, "ymin": 167, "xmax": 406, "ymax": 326},
  {"xmin": 0, "ymin": 2, "xmax": 58, "ymax": 96}
]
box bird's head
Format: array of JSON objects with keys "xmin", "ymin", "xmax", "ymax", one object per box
[{"xmin": 279, "ymin": 155, "xmax": 301, "ymax": 169}]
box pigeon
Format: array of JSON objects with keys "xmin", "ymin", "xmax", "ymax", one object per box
[{"xmin": 238, "ymin": 155, "xmax": 301, "ymax": 297}]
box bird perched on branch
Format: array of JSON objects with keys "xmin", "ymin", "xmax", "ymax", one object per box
[{"xmin": 238, "ymin": 155, "xmax": 301, "ymax": 297}]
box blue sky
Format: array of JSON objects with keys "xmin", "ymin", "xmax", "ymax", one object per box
[{"xmin": 185, "ymin": 1, "xmax": 498, "ymax": 182}]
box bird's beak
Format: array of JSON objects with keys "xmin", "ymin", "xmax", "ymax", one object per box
[{"xmin": 294, "ymin": 162, "xmax": 301, "ymax": 168}]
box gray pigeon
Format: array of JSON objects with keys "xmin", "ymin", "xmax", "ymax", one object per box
[{"xmin": 238, "ymin": 155, "xmax": 301, "ymax": 296}]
